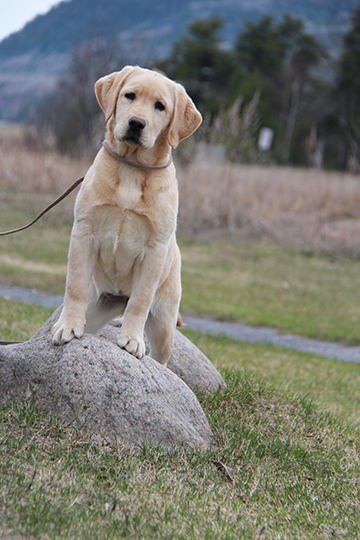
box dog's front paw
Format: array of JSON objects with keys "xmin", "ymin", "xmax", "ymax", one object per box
[
  {"xmin": 52, "ymin": 316, "xmax": 85, "ymax": 345},
  {"xmin": 117, "ymin": 332, "xmax": 146, "ymax": 359}
]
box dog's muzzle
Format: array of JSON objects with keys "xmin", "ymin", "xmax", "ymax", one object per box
[{"xmin": 124, "ymin": 116, "xmax": 146, "ymax": 144}]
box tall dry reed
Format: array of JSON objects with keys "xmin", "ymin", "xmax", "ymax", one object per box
[
  {"xmin": 1, "ymin": 124, "xmax": 360, "ymax": 255},
  {"xmin": 0, "ymin": 123, "xmax": 90, "ymax": 193},
  {"xmin": 177, "ymin": 155, "xmax": 360, "ymax": 255}
]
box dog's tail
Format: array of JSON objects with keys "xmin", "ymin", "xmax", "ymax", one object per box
[{"xmin": 176, "ymin": 313, "xmax": 185, "ymax": 327}]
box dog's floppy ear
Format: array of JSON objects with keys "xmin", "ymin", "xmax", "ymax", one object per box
[
  {"xmin": 168, "ymin": 83, "xmax": 202, "ymax": 149},
  {"xmin": 95, "ymin": 66, "xmax": 135, "ymax": 122}
]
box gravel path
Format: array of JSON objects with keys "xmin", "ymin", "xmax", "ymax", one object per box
[
  {"xmin": 182, "ymin": 316, "xmax": 360, "ymax": 364},
  {"xmin": 1, "ymin": 283, "xmax": 360, "ymax": 363},
  {"xmin": 0, "ymin": 284, "xmax": 64, "ymax": 309}
]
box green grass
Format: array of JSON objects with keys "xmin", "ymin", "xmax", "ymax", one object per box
[
  {"xmin": 0, "ymin": 298, "xmax": 53, "ymax": 342},
  {"xmin": 180, "ymin": 239, "xmax": 360, "ymax": 345},
  {"xmin": 3, "ymin": 295, "xmax": 360, "ymax": 433},
  {"xmin": 1, "ymin": 301, "xmax": 360, "ymax": 538},
  {"xmin": 3, "ymin": 296, "xmax": 360, "ymax": 435},
  {"xmin": 0, "ymin": 263, "xmax": 66, "ymax": 294},
  {"xmin": 2, "ymin": 190, "xmax": 360, "ymax": 537},
  {"xmin": 0, "ymin": 189, "xmax": 70, "ymax": 292},
  {"xmin": 182, "ymin": 329, "xmax": 360, "ymax": 431},
  {"xmin": 1, "ymin": 371, "xmax": 359, "ymax": 539},
  {"xmin": 0, "ymin": 188, "xmax": 72, "ymax": 264}
]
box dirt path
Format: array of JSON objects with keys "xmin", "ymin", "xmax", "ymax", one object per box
[{"xmin": 1, "ymin": 283, "xmax": 360, "ymax": 363}]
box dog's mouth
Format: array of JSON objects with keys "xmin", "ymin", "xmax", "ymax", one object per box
[{"xmin": 123, "ymin": 133, "xmax": 143, "ymax": 146}]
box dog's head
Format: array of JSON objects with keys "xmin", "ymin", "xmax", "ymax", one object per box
[{"xmin": 95, "ymin": 66, "xmax": 202, "ymax": 150}]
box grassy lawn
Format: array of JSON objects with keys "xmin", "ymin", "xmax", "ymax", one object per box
[
  {"xmin": 2, "ymin": 190, "xmax": 360, "ymax": 537},
  {"xmin": 1, "ymin": 300, "xmax": 360, "ymax": 538},
  {"xmin": 2, "ymin": 232, "xmax": 360, "ymax": 346},
  {"xmin": 1, "ymin": 370, "xmax": 359, "ymax": 539},
  {"xmin": 0, "ymin": 298, "xmax": 53, "ymax": 342},
  {"xmin": 180, "ymin": 239, "xmax": 360, "ymax": 346},
  {"xmin": 183, "ymin": 329, "xmax": 360, "ymax": 431}
]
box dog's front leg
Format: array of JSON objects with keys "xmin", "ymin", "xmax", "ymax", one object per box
[
  {"xmin": 117, "ymin": 243, "xmax": 168, "ymax": 359},
  {"xmin": 52, "ymin": 226, "xmax": 97, "ymax": 345}
]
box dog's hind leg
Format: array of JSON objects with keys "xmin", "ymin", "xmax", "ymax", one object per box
[
  {"xmin": 85, "ymin": 292, "xmax": 128, "ymax": 335},
  {"xmin": 145, "ymin": 278, "xmax": 180, "ymax": 364},
  {"xmin": 144, "ymin": 246, "xmax": 181, "ymax": 364},
  {"xmin": 145, "ymin": 308, "xmax": 177, "ymax": 365}
]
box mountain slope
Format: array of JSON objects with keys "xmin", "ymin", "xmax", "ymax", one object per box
[
  {"xmin": 0, "ymin": 0, "xmax": 357, "ymax": 58},
  {"xmin": 0, "ymin": 0, "xmax": 357, "ymax": 120}
]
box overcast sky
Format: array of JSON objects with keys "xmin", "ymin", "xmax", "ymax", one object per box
[{"xmin": 0, "ymin": 0, "xmax": 61, "ymax": 42}]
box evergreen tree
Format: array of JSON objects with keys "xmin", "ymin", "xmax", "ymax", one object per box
[
  {"xmin": 160, "ymin": 16, "xmax": 235, "ymax": 113},
  {"xmin": 234, "ymin": 14, "xmax": 327, "ymax": 162},
  {"xmin": 336, "ymin": 6, "xmax": 360, "ymax": 170}
]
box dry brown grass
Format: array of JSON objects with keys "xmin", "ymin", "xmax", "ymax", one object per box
[
  {"xmin": 0, "ymin": 123, "xmax": 91, "ymax": 222},
  {"xmin": 1, "ymin": 124, "xmax": 360, "ymax": 256},
  {"xmin": 0, "ymin": 123, "xmax": 90, "ymax": 194},
  {"xmin": 177, "ymin": 156, "xmax": 360, "ymax": 255}
]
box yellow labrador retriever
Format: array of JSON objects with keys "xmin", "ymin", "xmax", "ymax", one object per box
[{"xmin": 52, "ymin": 66, "xmax": 202, "ymax": 364}]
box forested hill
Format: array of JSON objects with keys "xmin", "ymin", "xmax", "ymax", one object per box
[
  {"xmin": 0, "ymin": 0, "xmax": 357, "ymax": 121},
  {"xmin": 0, "ymin": 0, "xmax": 357, "ymax": 59}
]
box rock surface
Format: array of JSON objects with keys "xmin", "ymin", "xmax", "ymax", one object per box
[
  {"xmin": 34, "ymin": 307, "xmax": 226, "ymax": 393},
  {"xmin": 0, "ymin": 334, "xmax": 213, "ymax": 449},
  {"xmin": 0, "ymin": 309, "xmax": 225, "ymax": 449},
  {"xmin": 99, "ymin": 319, "xmax": 226, "ymax": 393}
]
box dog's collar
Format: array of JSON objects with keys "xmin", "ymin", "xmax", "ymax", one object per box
[{"xmin": 103, "ymin": 141, "xmax": 172, "ymax": 171}]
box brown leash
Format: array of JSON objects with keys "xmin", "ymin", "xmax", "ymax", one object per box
[{"xmin": 0, "ymin": 176, "xmax": 84, "ymax": 237}]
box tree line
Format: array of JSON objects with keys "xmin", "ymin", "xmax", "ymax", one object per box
[{"xmin": 35, "ymin": 7, "xmax": 360, "ymax": 171}]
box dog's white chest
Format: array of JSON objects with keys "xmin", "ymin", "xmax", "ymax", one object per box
[
  {"xmin": 95, "ymin": 205, "xmax": 151, "ymax": 292},
  {"xmin": 116, "ymin": 175, "xmax": 143, "ymax": 209}
]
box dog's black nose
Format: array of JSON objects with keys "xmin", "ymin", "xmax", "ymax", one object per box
[{"xmin": 128, "ymin": 117, "xmax": 146, "ymax": 131}]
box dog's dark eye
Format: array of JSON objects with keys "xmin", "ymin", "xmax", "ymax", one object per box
[
  {"xmin": 155, "ymin": 101, "xmax": 165, "ymax": 112},
  {"xmin": 125, "ymin": 93, "xmax": 136, "ymax": 101}
]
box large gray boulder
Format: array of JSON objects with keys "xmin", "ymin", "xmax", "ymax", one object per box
[
  {"xmin": 0, "ymin": 333, "xmax": 213, "ymax": 449},
  {"xmin": 0, "ymin": 309, "xmax": 225, "ymax": 449},
  {"xmin": 35, "ymin": 308, "xmax": 226, "ymax": 394}
]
